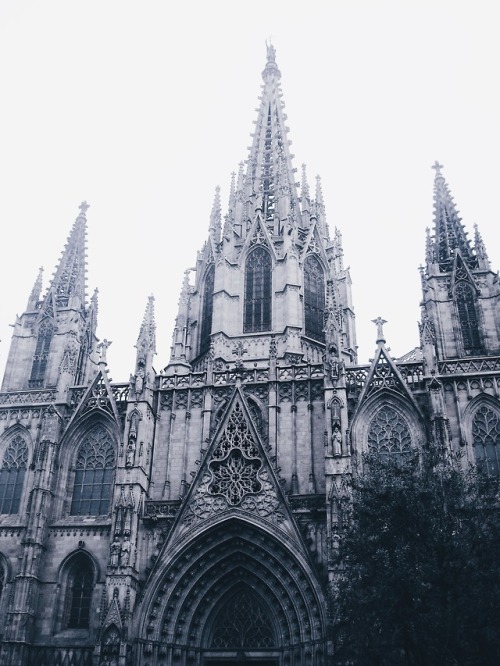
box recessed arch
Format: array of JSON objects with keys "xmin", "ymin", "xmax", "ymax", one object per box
[
  {"xmin": 136, "ymin": 517, "xmax": 327, "ymax": 664},
  {"xmin": 0, "ymin": 426, "xmax": 31, "ymax": 515},
  {"xmin": 303, "ymin": 254, "xmax": 325, "ymax": 342},
  {"xmin": 463, "ymin": 395, "xmax": 500, "ymax": 476},
  {"xmin": 244, "ymin": 246, "xmax": 272, "ymax": 333},
  {"xmin": 200, "ymin": 264, "xmax": 215, "ymax": 355},
  {"xmin": 54, "ymin": 549, "xmax": 99, "ymax": 633}
]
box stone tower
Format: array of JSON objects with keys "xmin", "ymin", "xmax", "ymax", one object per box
[{"xmin": 0, "ymin": 45, "xmax": 499, "ymax": 666}]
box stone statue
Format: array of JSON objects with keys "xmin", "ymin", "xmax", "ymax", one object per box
[
  {"xmin": 120, "ymin": 537, "xmax": 131, "ymax": 567},
  {"xmin": 110, "ymin": 539, "xmax": 120, "ymax": 568},
  {"xmin": 97, "ymin": 338, "xmax": 112, "ymax": 363}
]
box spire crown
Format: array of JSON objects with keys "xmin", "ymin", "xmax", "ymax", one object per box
[
  {"xmin": 262, "ymin": 41, "xmax": 281, "ymax": 81},
  {"xmin": 372, "ymin": 317, "xmax": 387, "ymax": 345},
  {"xmin": 50, "ymin": 202, "xmax": 88, "ymax": 305}
]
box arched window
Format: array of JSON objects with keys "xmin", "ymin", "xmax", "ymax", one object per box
[
  {"xmin": 210, "ymin": 588, "xmax": 275, "ymax": 648},
  {"xmin": 29, "ymin": 319, "xmax": 54, "ymax": 388},
  {"xmin": 70, "ymin": 425, "xmax": 115, "ymax": 516},
  {"xmin": 63, "ymin": 554, "xmax": 94, "ymax": 629},
  {"xmin": 0, "ymin": 435, "xmax": 28, "ymax": 514},
  {"xmin": 368, "ymin": 406, "xmax": 412, "ymax": 460},
  {"xmin": 200, "ymin": 265, "xmax": 215, "ymax": 355},
  {"xmin": 304, "ymin": 254, "xmax": 325, "ymax": 341},
  {"xmin": 244, "ymin": 247, "xmax": 271, "ymax": 333},
  {"xmin": 455, "ymin": 281, "xmax": 482, "ymax": 355},
  {"xmin": 472, "ymin": 404, "xmax": 500, "ymax": 477}
]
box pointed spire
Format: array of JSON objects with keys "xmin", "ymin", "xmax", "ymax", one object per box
[
  {"xmin": 137, "ymin": 295, "xmax": 156, "ymax": 354},
  {"xmin": 245, "ymin": 44, "xmax": 299, "ymax": 229},
  {"xmin": 301, "ymin": 163, "xmax": 311, "ymax": 213},
  {"xmin": 474, "ymin": 223, "xmax": 490, "ymax": 269},
  {"xmin": 431, "ymin": 163, "xmax": 475, "ymax": 271},
  {"xmin": 50, "ymin": 201, "xmax": 88, "ymax": 304},
  {"xmin": 209, "ymin": 186, "xmax": 222, "ymax": 243},
  {"xmin": 27, "ymin": 266, "xmax": 44, "ymax": 311}
]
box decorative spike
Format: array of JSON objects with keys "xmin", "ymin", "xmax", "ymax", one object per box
[
  {"xmin": 474, "ymin": 223, "xmax": 490, "ymax": 268},
  {"xmin": 372, "ymin": 317, "xmax": 387, "ymax": 345},
  {"xmin": 209, "ymin": 186, "xmax": 222, "ymax": 243},
  {"xmin": 228, "ymin": 171, "xmax": 236, "ymax": 211},
  {"xmin": 27, "ymin": 266, "xmax": 44, "ymax": 311},
  {"xmin": 137, "ymin": 294, "xmax": 156, "ymax": 353},
  {"xmin": 301, "ymin": 164, "xmax": 311, "ymax": 213},
  {"xmin": 431, "ymin": 163, "xmax": 475, "ymax": 271},
  {"xmin": 50, "ymin": 202, "xmax": 89, "ymax": 304}
]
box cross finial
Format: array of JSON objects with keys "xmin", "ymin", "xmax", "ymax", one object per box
[
  {"xmin": 371, "ymin": 317, "xmax": 387, "ymax": 344},
  {"xmin": 79, "ymin": 201, "xmax": 90, "ymax": 215},
  {"xmin": 232, "ymin": 341, "xmax": 248, "ymax": 369},
  {"xmin": 431, "ymin": 161, "xmax": 443, "ymax": 176}
]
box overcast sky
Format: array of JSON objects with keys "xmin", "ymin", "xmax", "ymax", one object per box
[{"xmin": 0, "ymin": 1, "xmax": 499, "ymax": 383}]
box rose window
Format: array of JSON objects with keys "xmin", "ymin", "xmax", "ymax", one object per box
[{"xmin": 209, "ymin": 449, "xmax": 262, "ymax": 506}]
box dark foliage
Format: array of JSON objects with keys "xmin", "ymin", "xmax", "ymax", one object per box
[{"xmin": 333, "ymin": 452, "xmax": 500, "ymax": 665}]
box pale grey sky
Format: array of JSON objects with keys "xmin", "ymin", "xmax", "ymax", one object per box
[{"xmin": 1, "ymin": 1, "xmax": 499, "ymax": 382}]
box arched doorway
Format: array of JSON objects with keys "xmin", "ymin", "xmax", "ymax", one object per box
[{"xmin": 137, "ymin": 518, "xmax": 327, "ymax": 665}]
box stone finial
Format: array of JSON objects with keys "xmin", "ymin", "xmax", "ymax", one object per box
[{"xmin": 372, "ymin": 317, "xmax": 387, "ymax": 344}]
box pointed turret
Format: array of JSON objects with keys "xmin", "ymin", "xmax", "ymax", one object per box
[
  {"xmin": 166, "ymin": 271, "xmax": 192, "ymax": 373},
  {"xmin": 131, "ymin": 295, "xmax": 156, "ymax": 398},
  {"xmin": 50, "ymin": 201, "xmax": 88, "ymax": 306},
  {"xmin": 420, "ymin": 164, "xmax": 500, "ymax": 361},
  {"xmin": 430, "ymin": 162, "xmax": 475, "ymax": 272},
  {"xmin": 26, "ymin": 266, "xmax": 44, "ymax": 311},
  {"xmin": 208, "ymin": 186, "xmax": 222, "ymax": 245},
  {"xmin": 1, "ymin": 202, "xmax": 97, "ymax": 392}
]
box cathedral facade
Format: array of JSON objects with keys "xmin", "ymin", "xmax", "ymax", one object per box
[{"xmin": 0, "ymin": 46, "xmax": 499, "ymax": 666}]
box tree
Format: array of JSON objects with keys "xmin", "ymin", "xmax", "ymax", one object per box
[{"xmin": 333, "ymin": 451, "xmax": 500, "ymax": 665}]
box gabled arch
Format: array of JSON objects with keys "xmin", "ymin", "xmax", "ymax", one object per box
[
  {"xmin": 351, "ymin": 391, "xmax": 425, "ymax": 459},
  {"xmin": 244, "ymin": 246, "xmax": 272, "ymax": 333},
  {"xmin": 453, "ymin": 280, "xmax": 482, "ymax": 355},
  {"xmin": 463, "ymin": 395, "xmax": 500, "ymax": 476},
  {"xmin": 29, "ymin": 316, "xmax": 55, "ymax": 388},
  {"xmin": 303, "ymin": 253, "xmax": 326, "ymax": 342},
  {"xmin": 54, "ymin": 550, "xmax": 99, "ymax": 633}
]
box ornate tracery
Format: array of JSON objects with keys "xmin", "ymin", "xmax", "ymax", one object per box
[
  {"xmin": 367, "ymin": 405, "xmax": 412, "ymax": 459},
  {"xmin": 472, "ymin": 404, "xmax": 500, "ymax": 476},
  {"xmin": 70, "ymin": 425, "xmax": 115, "ymax": 516},
  {"xmin": 210, "ymin": 588, "xmax": 276, "ymax": 648},
  {"xmin": 0, "ymin": 434, "xmax": 28, "ymax": 514}
]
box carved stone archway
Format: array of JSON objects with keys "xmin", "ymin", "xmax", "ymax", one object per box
[{"xmin": 136, "ymin": 518, "xmax": 327, "ymax": 666}]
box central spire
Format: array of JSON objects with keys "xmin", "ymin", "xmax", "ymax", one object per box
[
  {"xmin": 245, "ymin": 44, "xmax": 299, "ymax": 229},
  {"xmin": 50, "ymin": 201, "xmax": 89, "ymax": 305}
]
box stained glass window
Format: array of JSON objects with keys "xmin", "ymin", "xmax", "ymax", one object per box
[
  {"xmin": 70, "ymin": 426, "xmax": 115, "ymax": 516},
  {"xmin": 64, "ymin": 555, "xmax": 93, "ymax": 629},
  {"xmin": 472, "ymin": 405, "xmax": 500, "ymax": 477},
  {"xmin": 304, "ymin": 255, "xmax": 325, "ymax": 342},
  {"xmin": 210, "ymin": 589, "xmax": 275, "ymax": 648},
  {"xmin": 367, "ymin": 406, "xmax": 412, "ymax": 459},
  {"xmin": 29, "ymin": 320, "xmax": 54, "ymax": 388},
  {"xmin": 200, "ymin": 265, "xmax": 215, "ymax": 355},
  {"xmin": 0, "ymin": 435, "xmax": 28, "ymax": 514},
  {"xmin": 455, "ymin": 281, "xmax": 482, "ymax": 355},
  {"xmin": 244, "ymin": 247, "xmax": 272, "ymax": 333}
]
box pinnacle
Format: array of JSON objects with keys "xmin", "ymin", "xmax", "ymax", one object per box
[{"xmin": 49, "ymin": 202, "xmax": 88, "ymax": 303}]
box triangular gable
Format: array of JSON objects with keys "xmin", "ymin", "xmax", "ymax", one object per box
[
  {"xmin": 300, "ymin": 220, "xmax": 328, "ymax": 265},
  {"xmin": 450, "ymin": 251, "xmax": 478, "ymax": 294},
  {"xmin": 240, "ymin": 212, "xmax": 276, "ymax": 261},
  {"xmin": 35, "ymin": 290, "xmax": 56, "ymax": 326},
  {"xmin": 65, "ymin": 370, "xmax": 122, "ymax": 433},
  {"xmin": 102, "ymin": 595, "xmax": 123, "ymax": 631},
  {"xmin": 355, "ymin": 345, "xmax": 422, "ymax": 415},
  {"xmin": 167, "ymin": 388, "xmax": 303, "ymax": 543}
]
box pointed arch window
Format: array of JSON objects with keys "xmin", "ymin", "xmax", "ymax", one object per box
[
  {"xmin": 0, "ymin": 435, "xmax": 28, "ymax": 514},
  {"xmin": 210, "ymin": 589, "xmax": 275, "ymax": 648},
  {"xmin": 63, "ymin": 554, "xmax": 94, "ymax": 629},
  {"xmin": 70, "ymin": 425, "xmax": 115, "ymax": 516},
  {"xmin": 455, "ymin": 281, "xmax": 482, "ymax": 355},
  {"xmin": 472, "ymin": 404, "xmax": 500, "ymax": 477},
  {"xmin": 200, "ymin": 264, "xmax": 215, "ymax": 355},
  {"xmin": 368, "ymin": 406, "xmax": 412, "ymax": 460},
  {"xmin": 244, "ymin": 247, "xmax": 272, "ymax": 333},
  {"xmin": 304, "ymin": 254, "xmax": 325, "ymax": 342},
  {"xmin": 29, "ymin": 319, "xmax": 54, "ymax": 388}
]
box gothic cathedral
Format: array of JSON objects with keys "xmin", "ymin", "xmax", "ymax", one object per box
[{"xmin": 0, "ymin": 45, "xmax": 499, "ymax": 666}]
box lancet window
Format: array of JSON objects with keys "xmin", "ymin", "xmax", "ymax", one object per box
[
  {"xmin": 63, "ymin": 554, "xmax": 94, "ymax": 629},
  {"xmin": 200, "ymin": 265, "xmax": 215, "ymax": 355},
  {"xmin": 70, "ymin": 425, "xmax": 115, "ymax": 516},
  {"xmin": 29, "ymin": 319, "xmax": 54, "ymax": 388},
  {"xmin": 0, "ymin": 435, "xmax": 28, "ymax": 514},
  {"xmin": 367, "ymin": 406, "xmax": 412, "ymax": 459},
  {"xmin": 210, "ymin": 589, "xmax": 275, "ymax": 648},
  {"xmin": 244, "ymin": 247, "xmax": 271, "ymax": 333},
  {"xmin": 472, "ymin": 404, "xmax": 500, "ymax": 477},
  {"xmin": 304, "ymin": 254, "xmax": 325, "ymax": 342},
  {"xmin": 455, "ymin": 281, "xmax": 482, "ymax": 355}
]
